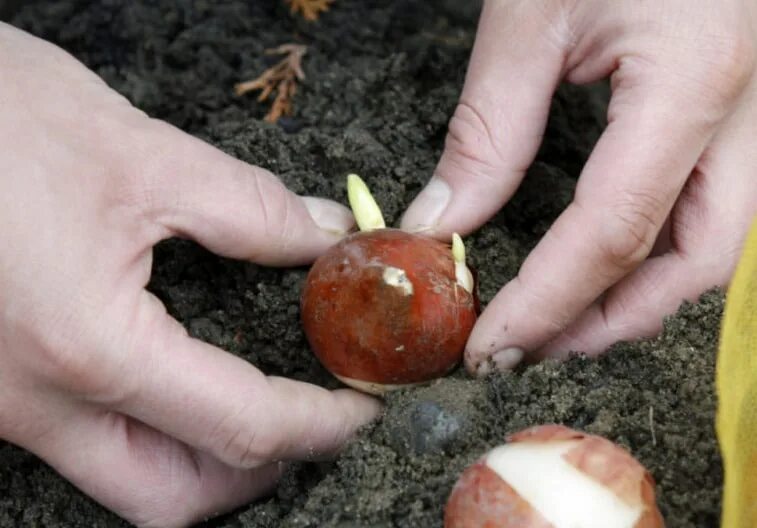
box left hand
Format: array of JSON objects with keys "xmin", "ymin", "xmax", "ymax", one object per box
[{"xmin": 0, "ymin": 22, "xmax": 380, "ymax": 528}]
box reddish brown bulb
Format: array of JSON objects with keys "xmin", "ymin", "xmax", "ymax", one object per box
[
  {"xmin": 445, "ymin": 425, "xmax": 665, "ymax": 528},
  {"xmin": 300, "ymin": 228, "xmax": 478, "ymax": 394}
]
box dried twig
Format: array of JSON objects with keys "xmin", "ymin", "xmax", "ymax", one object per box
[
  {"xmin": 649, "ymin": 406, "xmax": 657, "ymax": 446},
  {"xmin": 284, "ymin": 0, "xmax": 334, "ymax": 21},
  {"xmin": 234, "ymin": 44, "xmax": 307, "ymax": 123}
]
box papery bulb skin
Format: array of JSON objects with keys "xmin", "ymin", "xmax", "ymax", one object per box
[{"xmin": 301, "ymin": 228, "xmax": 478, "ymax": 395}]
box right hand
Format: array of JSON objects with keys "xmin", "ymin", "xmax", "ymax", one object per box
[
  {"xmin": 0, "ymin": 22, "xmax": 380, "ymax": 527},
  {"xmin": 402, "ymin": 0, "xmax": 757, "ymax": 372}
]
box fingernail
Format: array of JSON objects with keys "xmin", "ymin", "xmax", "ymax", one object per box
[
  {"xmin": 476, "ymin": 359, "xmax": 493, "ymax": 377},
  {"xmin": 400, "ymin": 177, "xmax": 451, "ymax": 232},
  {"xmin": 491, "ymin": 348, "xmax": 524, "ymax": 370},
  {"xmin": 302, "ymin": 196, "xmax": 354, "ymax": 235}
]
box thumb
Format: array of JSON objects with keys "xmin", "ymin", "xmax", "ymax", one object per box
[
  {"xmin": 400, "ymin": 0, "xmax": 566, "ymax": 237},
  {"xmin": 107, "ymin": 292, "xmax": 382, "ymax": 471},
  {"xmin": 137, "ymin": 120, "xmax": 354, "ymax": 266}
]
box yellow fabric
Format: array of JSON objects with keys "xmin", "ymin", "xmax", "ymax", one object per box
[{"xmin": 717, "ymin": 216, "xmax": 757, "ymax": 528}]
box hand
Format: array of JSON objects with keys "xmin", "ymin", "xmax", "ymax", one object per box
[
  {"xmin": 401, "ymin": 0, "xmax": 757, "ymax": 373},
  {"xmin": 0, "ymin": 23, "xmax": 380, "ymax": 527}
]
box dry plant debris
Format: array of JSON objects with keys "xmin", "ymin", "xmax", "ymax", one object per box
[
  {"xmin": 234, "ymin": 44, "xmax": 307, "ymax": 123},
  {"xmin": 284, "ymin": 0, "xmax": 334, "ymax": 21}
]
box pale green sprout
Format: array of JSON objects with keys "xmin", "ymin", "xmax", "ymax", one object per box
[
  {"xmin": 452, "ymin": 233, "xmax": 474, "ymax": 294},
  {"xmin": 347, "ymin": 173, "xmax": 385, "ymax": 231},
  {"xmin": 346, "ymin": 173, "xmax": 473, "ymax": 294}
]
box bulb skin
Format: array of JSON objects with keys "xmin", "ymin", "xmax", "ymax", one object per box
[
  {"xmin": 444, "ymin": 425, "xmax": 665, "ymax": 528},
  {"xmin": 301, "ymin": 228, "xmax": 478, "ymax": 393}
]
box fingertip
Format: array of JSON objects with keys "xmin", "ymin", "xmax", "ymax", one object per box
[
  {"xmin": 399, "ymin": 176, "xmax": 452, "ymax": 235},
  {"xmin": 462, "ymin": 277, "xmax": 543, "ymax": 375},
  {"xmin": 491, "ymin": 347, "xmax": 525, "ymax": 370},
  {"xmin": 332, "ymin": 387, "xmax": 384, "ymax": 426},
  {"xmin": 257, "ymin": 378, "xmax": 383, "ymax": 461},
  {"xmin": 302, "ymin": 196, "xmax": 355, "ymax": 236},
  {"xmin": 463, "ymin": 346, "xmax": 491, "ymax": 377},
  {"xmin": 464, "ymin": 346, "xmax": 525, "ymax": 378},
  {"xmin": 463, "ymin": 304, "xmax": 509, "ymax": 376}
]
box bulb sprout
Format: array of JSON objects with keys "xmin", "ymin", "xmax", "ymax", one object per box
[
  {"xmin": 452, "ymin": 233, "xmax": 474, "ymax": 294},
  {"xmin": 347, "ymin": 173, "xmax": 385, "ymax": 231}
]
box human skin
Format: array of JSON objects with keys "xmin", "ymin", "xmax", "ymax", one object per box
[
  {"xmin": 0, "ymin": 22, "xmax": 380, "ymax": 528},
  {"xmin": 401, "ymin": 0, "xmax": 757, "ymax": 373}
]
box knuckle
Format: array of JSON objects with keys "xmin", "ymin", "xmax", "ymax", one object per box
[
  {"xmin": 274, "ymin": 186, "xmax": 296, "ymax": 253},
  {"xmin": 120, "ymin": 124, "xmax": 185, "ymax": 217},
  {"xmin": 208, "ymin": 403, "xmax": 272, "ymax": 469},
  {"xmin": 596, "ymin": 192, "xmax": 661, "ymax": 271},
  {"xmin": 223, "ymin": 427, "xmax": 264, "ymax": 468},
  {"xmin": 532, "ymin": 0, "xmax": 577, "ymax": 48},
  {"xmin": 512, "ymin": 275, "xmax": 572, "ymax": 333},
  {"xmin": 248, "ymin": 170, "xmax": 295, "ymax": 253},
  {"xmin": 442, "ymin": 101, "xmax": 511, "ymax": 183},
  {"xmin": 703, "ymin": 34, "xmax": 755, "ymax": 101},
  {"xmin": 36, "ymin": 329, "xmax": 113, "ymax": 397},
  {"xmin": 32, "ymin": 303, "xmax": 138, "ymax": 404}
]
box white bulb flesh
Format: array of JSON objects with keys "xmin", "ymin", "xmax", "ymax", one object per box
[
  {"xmin": 334, "ymin": 374, "xmax": 423, "ymax": 395},
  {"xmin": 485, "ymin": 441, "xmax": 643, "ymax": 528},
  {"xmin": 382, "ymin": 266, "xmax": 413, "ymax": 296}
]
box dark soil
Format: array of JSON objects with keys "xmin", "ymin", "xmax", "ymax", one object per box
[{"xmin": 3, "ymin": 1, "xmax": 723, "ymax": 527}]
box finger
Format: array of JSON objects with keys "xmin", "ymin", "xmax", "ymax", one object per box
[
  {"xmin": 31, "ymin": 405, "xmax": 282, "ymax": 528},
  {"xmin": 106, "ymin": 292, "xmax": 381, "ymax": 470},
  {"xmin": 464, "ymin": 72, "xmax": 737, "ymax": 374},
  {"xmin": 534, "ymin": 254, "xmax": 719, "ymax": 360},
  {"xmin": 400, "ymin": 0, "xmax": 567, "ymax": 237},
  {"xmin": 539, "ymin": 88, "xmax": 757, "ymax": 359},
  {"xmin": 136, "ymin": 121, "xmax": 354, "ymax": 266}
]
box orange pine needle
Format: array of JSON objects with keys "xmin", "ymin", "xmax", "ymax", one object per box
[
  {"xmin": 284, "ymin": 0, "xmax": 334, "ymax": 21},
  {"xmin": 234, "ymin": 44, "xmax": 307, "ymax": 123}
]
